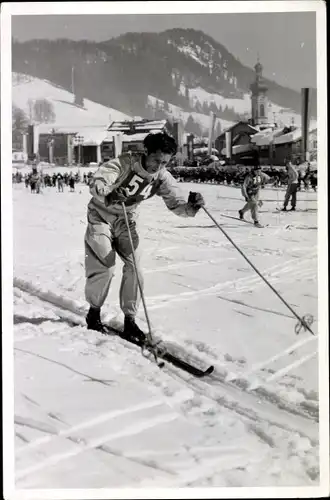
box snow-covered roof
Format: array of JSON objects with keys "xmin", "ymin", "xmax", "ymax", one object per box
[
  {"xmin": 273, "ymin": 128, "xmax": 302, "ymax": 145},
  {"xmin": 220, "ymin": 121, "xmax": 259, "ymax": 137},
  {"xmin": 37, "ymin": 124, "xmax": 116, "ymax": 146},
  {"xmin": 221, "ymin": 143, "xmax": 253, "ymax": 156},
  {"xmin": 108, "ymin": 119, "xmax": 167, "ymax": 132},
  {"xmin": 72, "ymin": 128, "xmax": 111, "ymax": 146},
  {"xmin": 251, "ymin": 127, "xmax": 285, "ymax": 146},
  {"xmin": 251, "ymin": 126, "xmax": 317, "ymax": 147},
  {"xmin": 122, "ymin": 131, "xmax": 163, "ymax": 143},
  {"xmin": 193, "ymin": 147, "xmax": 220, "ymax": 155}
]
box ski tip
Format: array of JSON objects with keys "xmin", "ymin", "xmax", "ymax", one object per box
[{"xmin": 204, "ymin": 365, "xmax": 215, "ymax": 376}]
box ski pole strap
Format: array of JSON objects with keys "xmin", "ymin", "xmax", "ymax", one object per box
[{"xmin": 202, "ymin": 206, "xmax": 315, "ymax": 337}]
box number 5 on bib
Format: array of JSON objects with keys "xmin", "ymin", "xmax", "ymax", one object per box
[{"xmin": 126, "ymin": 174, "xmax": 153, "ymax": 199}]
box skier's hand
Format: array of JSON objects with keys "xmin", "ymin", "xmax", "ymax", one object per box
[
  {"xmin": 258, "ymin": 200, "xmax": 263, "ymax": 207},
  {"xmin": 95, "ymin": 181, "xmax": 111, "ymax": 197},
  {"xmin": 188, "ymin": 191, "xmax": 205, "ymax": 211},
  {"xmin": 105, "ymin": 187, "xmax": 127, "ymax": 206},
  {"xmin": 245, "ymin": 196, "xmax": 250, "ymax": 202}
]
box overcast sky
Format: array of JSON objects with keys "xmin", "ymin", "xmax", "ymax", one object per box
[{"xmin": 12, "ymin": 12, "xmax": 316, "ymax": 91}]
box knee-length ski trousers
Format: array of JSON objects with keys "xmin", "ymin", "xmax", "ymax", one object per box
[
  {"xmin": 241, "ymin": 193, "xmax": 259, "ymax": 222},
  {"xmin": 84, "ymin": 207, "xmax": 143, "ymax": 317}
]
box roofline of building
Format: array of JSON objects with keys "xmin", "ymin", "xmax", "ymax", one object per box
[{"xmin": 217, "ymin": 121, "xmax": 259, "ymax": 137}]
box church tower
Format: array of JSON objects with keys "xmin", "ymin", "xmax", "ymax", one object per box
[{"xmin": 250, "ymin": 59, "xmax": 269, "ymax": 128}]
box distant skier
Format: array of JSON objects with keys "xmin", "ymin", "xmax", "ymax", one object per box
[
  {"xmin": 281, "ymin": 160, "xmax": 299, "ymax": 211},
  {"xmin": 238, "ymin": 165, "xmax": 270, "ymax": 227},
  {"xmin": 25, "ymin": 174, "xmax": 30, "ymax": 189},
  {"xmin": 303, "ymin": 163, "xmax": 311, "ymax": 190},
  {"xmin": 57, "ymin": 174, "xmax": 64, "ymax": 192},
  {"xmin": 30, "ymin": 168, "xmax": 41, "ymax": 194},
  {"xmin": 84, "ymin": 132, "xmax": 205, "ymax": 342},
  {"xmin": 310, "ymin": 170, "xmax": 317, "ymax": 192},
  {"xmin": 69, "ymin": 175, "xmax": 75, "ymax": 192}
]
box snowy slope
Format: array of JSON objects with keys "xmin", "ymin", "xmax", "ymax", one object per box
[
  {"xmin": 147, "ymin": 95, "xmax": 235, "ymax": 133},
  {"xmin": 12, "ymin": 181, "xmax": 321, "ymax": 491},
  {"xmin": 188, "ymin": 87, "xmax": 252, "ymax": 115},
  {"xmin": 12, "ymin": 72, "xmax": 131, "ymax": 128},
  {"xmin": 186, "ymin": 87, "xmax": 317, "ymax": 131}
]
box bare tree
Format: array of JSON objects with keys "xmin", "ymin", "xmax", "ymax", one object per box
[{"xmin": 12, "ymin": 105, "xmax": 29, "ymax": 149}]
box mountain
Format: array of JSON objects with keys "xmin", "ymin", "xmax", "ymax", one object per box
[{"xmin": 12, "ymin": 28, "xmax": 317, "ymax": 134}]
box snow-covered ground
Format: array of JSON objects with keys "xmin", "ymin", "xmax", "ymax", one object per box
[{"xmin": 10, "ymin": 179, "xmax": 325, "ymax": 494}]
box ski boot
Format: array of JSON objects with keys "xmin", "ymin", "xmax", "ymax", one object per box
[
  {"xmin": 254, "ymin": 220, "xmax": 263, "ymax": 228},
  {"xmin": 122, "ymin": 316, "xmax": 147, "ymax": 346},
  {"xmin": 238, "ymin": 209, "xmax": 244, "ymax": 220},
  {"xmin": 86, "ymin": 307, "xmax": 108, "ymax": 334},
  {"xmin": 281, "ymin": 207, "xmax": 287, "ymax": 212},
  {"xmin": 289, "ymin": 207, "xmax": 296, "ymax": 211}
]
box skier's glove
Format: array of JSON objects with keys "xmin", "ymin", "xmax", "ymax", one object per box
[
  {"xmin": 95, "ymin": 181, "xmax": 111, "ymax": 197},
  {"xmin": 258, "ymin": 200, "xmax": 263, "ymax": 207},
  {"xmin": 105, "ymin": 187, "xmax": 127, "ymax": 206},
  {"xmin": 188, "ymin": 191, "xmax": 205, "ymax": 212}
]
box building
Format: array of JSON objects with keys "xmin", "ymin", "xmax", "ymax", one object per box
[
  {"xmin": 104, "ymin": 119, "xmax": 171, "ymax": 157},
  {"xmin": 25, "ymin": 119, "xmax": 175, "ymax": 166},
  {"xmin": 215, "ymin": 121, "xmax": 259, "ymax": 164},
  {"xmin": 27, "ymin": 124, "xmax": 112, "ymax": 166},
  {"xmin": 251, "ymin": 125, "xmax": 317, "ymax": 165},
  {"xmin": 214, "ymin": 59, "xmax": 317, "ymax": 166}
]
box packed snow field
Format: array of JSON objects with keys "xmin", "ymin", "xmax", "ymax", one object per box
[{"xmin": 13, "ymin": 180, "xmax": 319, "ymax": 490}]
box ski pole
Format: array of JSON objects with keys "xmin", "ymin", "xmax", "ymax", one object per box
[
  {"xmin": 121, "ymin": 203, "xmax": 161, "ymax": 362},
  {"xmin": 202, "ymin": 206, "xmax": 315, "ymax": 336}
]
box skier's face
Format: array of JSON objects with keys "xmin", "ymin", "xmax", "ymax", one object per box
[{"xmin": 145, "ymin": 150, "xmax": 172, "ymax": 174}]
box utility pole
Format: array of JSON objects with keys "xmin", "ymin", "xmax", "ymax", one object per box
[{"xmin": 71, "ymin": 66, "xmax": 75, "ymax": 95}]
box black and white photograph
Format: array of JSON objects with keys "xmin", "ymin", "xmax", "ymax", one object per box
[{"xmin": 1, "ymin": 1, "xmax": 328, "ymax": 498}]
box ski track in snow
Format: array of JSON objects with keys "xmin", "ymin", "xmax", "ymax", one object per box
[{"xmin": 12, "ymin": 183, "xmax": 319, "ymax": 488}]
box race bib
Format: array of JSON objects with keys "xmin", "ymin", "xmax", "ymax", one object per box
[{"xmin": 114, "ymin": 172, "xmax": 159, "ymax": 206}]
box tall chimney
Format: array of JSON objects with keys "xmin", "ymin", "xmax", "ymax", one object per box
[
  {"xmin": 301, "ymin": 88, "xmax": 311, "ymax": 162},
  {"xmin": 207, "ymin": 112, "xmax": 216, "ymax": 156}
]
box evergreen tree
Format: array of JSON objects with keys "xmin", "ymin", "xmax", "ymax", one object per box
[
  {"xmin": 210, "ymin": 101, "xmax": 218, "ymax": 114},
  {"xmin": 185, "ymin": 115, "xmax": 202, "ymax": 137},
  {"xmin": 194, "ymin": 100, "xmax": 203, "ymax": 114},
  {"xmin": 202, "ymin": 101, "xmax": 209, "ymax": 115},
  {"xmin": 214, "ymin": 120, "xmax": 222, "ymax": 139},
  {"xmin": 185, "ymin": 115, "xmax": 195, "ymax": 134},
  {"xmin": 192, "ymin": 120, "xmax": 202, "ymax": 137}
]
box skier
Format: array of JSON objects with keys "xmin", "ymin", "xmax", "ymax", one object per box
[
  {"xmin": 84, "ymin": 132, "xmax": 205, "ymax": 342},
  {"xmin": 25, "ymin": 174, "xmax": 30, "ymax": 189},
  {"xmin": 281, "ymin": 160, "xmax": 299, "ymax": 211},
  {"xmin": 303, "ymin": 163, "xmax": 311, "ymax": 190},
  {"xmin": 310, "ymin": 169, "xmax": 317, "ymax": 192},
  {"xmin": 30, "ymin": 167, "xmax": 41, "ymax": 194},
  {"xmin": 69, "ymin": 175, "xmax": 75, "ymax": 192},
  {"xmin": 238, "ymin": 165, "xmax": 270, "ymax": 227},
  {"xmin": 57, "ymin": 174, "xmax": 64, "ymax": 192}
]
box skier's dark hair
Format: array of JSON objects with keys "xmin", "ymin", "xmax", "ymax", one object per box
[{"xmin": 144, "ymin": 132, "xmax": 177, "ymax": 155}]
